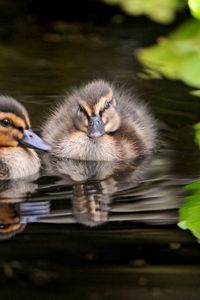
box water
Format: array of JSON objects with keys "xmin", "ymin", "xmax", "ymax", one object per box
[{"xmin": 0, "ymin": 12, "xmax": 200, "ymax": 299}]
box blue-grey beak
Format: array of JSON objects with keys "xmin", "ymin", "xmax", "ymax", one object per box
[
  {"xmin": 87, "ymin": 116, "xmax": 104, "ymax": 139},
  {"xmin": 20, "ymin": 129, "xmax": 51, "ymax": 152}
]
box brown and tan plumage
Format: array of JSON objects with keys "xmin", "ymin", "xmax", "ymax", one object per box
[
  {"xmin": 42, "ymin": 80, "xmax": 156, "ymax": 161},
  {"xmin": 0, "ymin": 96, "xmax": 50, "ymax": 179}
]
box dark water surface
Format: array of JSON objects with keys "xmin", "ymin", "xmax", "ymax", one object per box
[{"xmin": 0, "ymin": 16, "xmax": 200, "ymax": 299}]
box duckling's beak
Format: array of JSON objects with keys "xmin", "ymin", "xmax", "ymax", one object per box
[
  {"xmin": 19, "ymin": 129, "xmax": 51, "ymax": 152},
  {"xmin": 87, "ymin": 116, "xmax": 104, "ymax": 139}
]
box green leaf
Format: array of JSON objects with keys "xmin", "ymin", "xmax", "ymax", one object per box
[
  {"xmin": 137, "ymin": 19, "xmax": 200, "ymax": 88},
  {"xmin": 103, "ymin": 0, "xmax": 187, "ymax": 24},
  {"xmin": 178, "ymin": 180, "xmax": 200, "ymax": 239},
  {"xmin": 188, "ymin": 0, "xmax": 200, "ymax": 20}
]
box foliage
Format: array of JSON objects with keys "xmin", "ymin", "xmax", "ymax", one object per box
[
  {"xmin": 137, "ymin": 19, "xmax": 200, "ymax": 89},
  {"xmin": 178, "ymin": 180, "xmax": 200, "ymax": 240},
  {"xmin": 101, "ymin": 0, "xmax": 200, "ymax": 89},
  {"xmin": 194, "ymin": 122, "xmax": 200, "ymax": 148},
  {"xmin": 103, "ymin": 0, "xmax": 186, "ymax": 24},
  {"xmin": 188, "ymin": 0, "xmax": 200, "ymax": 20}
]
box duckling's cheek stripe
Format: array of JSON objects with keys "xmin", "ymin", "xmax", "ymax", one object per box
[
  {"xmin": 79, "ymin": 100, "xmax": 92, "ymax": 117},
  {"xmin": 104, "ymin": 113, "xmax": 121, "ymax": 133}
]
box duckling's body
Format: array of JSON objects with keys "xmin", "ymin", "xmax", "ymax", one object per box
[
  {"xmin": 0, "ymin": 147, "xmax": 40, "ymax": 179},
  {"xmin": 0, "ymin": 96, "xmax": 50, "ymax": 179},
  {"xmin": 42, "ymin": 80, "xmax": 156, "ymax": 161}
]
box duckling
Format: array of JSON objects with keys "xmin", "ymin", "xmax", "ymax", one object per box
[
  {"xmin": 0, "ymin": 96, "xmax": 50, "ymax": 179},
  {"xmin": 42, "ymin": 80, "xmax": 156, "ymax": 161}
]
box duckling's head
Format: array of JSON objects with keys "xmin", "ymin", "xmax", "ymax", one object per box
[
  {"xmin": 75, "ymin": 80, "xmax": 121, "ymax": 139},
  {"xmin": 0, "ymin": 96, "xmax": 50, "ymax": 151}
]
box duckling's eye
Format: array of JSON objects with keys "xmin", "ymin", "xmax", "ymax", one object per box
[
  {"xmin": 104, "ymin": 101, "xmax": 111, "ymax": 109},
  {"xmin": 1, "ymin": 119, "xmax": 11, "ymax": 127},
  {"xmin": 0, "ymin": 223, "xmax": 9, "ymax": 229},
  {"xmin": 78, "ymin": 106, "xmax": 85, "ymax": 114},
  {"xmin": 17, "ymin": 127, "xmax": 24, "ymax": 133}
]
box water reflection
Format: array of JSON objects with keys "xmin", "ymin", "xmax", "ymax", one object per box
[
  {"xmin": 0, "ymin": 175, "xmax": 39, "ymax": 239},
  {"xmin": 0, "ymin": 150, "xmax": 183, "ymax": 240},
  {"xmin": 43, "ymin": 155, "xmax": 153, "ymax": 227},
  {"xmin": 38, "ymin": 153, "xmax": 180, "ymax": 227}
]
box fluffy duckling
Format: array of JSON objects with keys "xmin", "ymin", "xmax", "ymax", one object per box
[
  {"xmin": 0, "ymin": 96, "xmax": 50, "ymax": 179},
  {"xmin": 42, "ymin": 80, "xmax": 156, "ymax": 161}
]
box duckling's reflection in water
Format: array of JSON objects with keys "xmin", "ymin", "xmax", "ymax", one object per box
[
  {"xmin": 0, "ymin": 152, "xmax": 181, "ymax": 239},
  {"xmin": 0, "ymin": 174, "xmax": 44, "ymax": 239},
  {"xmin": 43, "ymin": 155, "xmax": 155, "ymax": 227}
]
